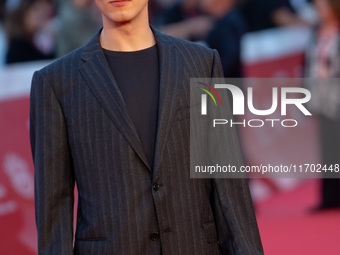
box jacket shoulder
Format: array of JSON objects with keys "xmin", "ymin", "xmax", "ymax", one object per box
[
  {"xmin": 165, "ymin": 34, "xmax": 216, "ymax": 57},
  {"xmin": 158, "ymin": 33, "xmax": 220, "ymax": 76},
  {"xmin": 37, "ymin": 46, "xmax": 84, "ymax": 78}
]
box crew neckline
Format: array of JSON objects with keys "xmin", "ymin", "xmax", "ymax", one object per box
[{"xmin": 102, "ymin": 44, "xmax": 157, "ymax": 56}]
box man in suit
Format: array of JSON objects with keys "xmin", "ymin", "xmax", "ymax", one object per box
[{"xmin": 30, "ymin": 0, "xmax": 263, "ymax": 254}]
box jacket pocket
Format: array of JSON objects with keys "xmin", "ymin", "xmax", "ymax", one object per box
[
  {"xmin": 74, "ymin": 238, "xmax": 108, "ymax": 255},
  {"xmin": 75, "ymin": 237, "xmax": 107, "ymax": 241},
  {"xmin": 202, "ymin": 221, "xmax": 219, "ymax": 244}
]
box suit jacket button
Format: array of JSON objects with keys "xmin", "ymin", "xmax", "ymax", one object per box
[
  {"xmin": 150, "ymin": 232, "xmax": 160, "ymax": 241},
  {"xmin": 152, "ymin": 183, "xmax": 160, "ymax": 191}
]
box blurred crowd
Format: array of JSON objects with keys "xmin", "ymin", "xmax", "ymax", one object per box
[
  {"xmin": 0, "ymin": 0, "xmax": 102, "ymax": 64},
  {"xmin": 0, "ymin": 0, "xmax": 316, "ymax": 70}
]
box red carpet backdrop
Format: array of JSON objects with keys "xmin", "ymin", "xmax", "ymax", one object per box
[
  {"xmin": 0, "ymin": 26, "xmax": 340, "ymax": 254},
  {"xmin": 0, "ymin": 61, "xmax": 50, "ymax": 255}
]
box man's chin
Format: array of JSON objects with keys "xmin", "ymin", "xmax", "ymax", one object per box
[{"xmin": 106, "ymin": 13, "xmax": 134, "ymax": 25}]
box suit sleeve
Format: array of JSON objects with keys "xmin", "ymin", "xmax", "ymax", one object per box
[
  {"xmin": 30, "ymin": 70, "xmax": 75, "ymax": 255},
  {"xmin": 210, "ymin": 50, "xmax": 264, "ymax": 254}
]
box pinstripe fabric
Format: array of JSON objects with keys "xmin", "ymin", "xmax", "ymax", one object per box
[{"xmin": 30, "ymin": 27, "xmax": 263, "ymax": 255}]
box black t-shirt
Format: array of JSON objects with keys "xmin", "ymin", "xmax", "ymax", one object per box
[{"xmin": 103, "ymin": 45, "xmax": 160, "ymax": 168}]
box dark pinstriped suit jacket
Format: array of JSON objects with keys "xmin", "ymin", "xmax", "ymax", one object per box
[{"xmin": 30, "ymin": 27, "xmax": 263, "ymax": 255}]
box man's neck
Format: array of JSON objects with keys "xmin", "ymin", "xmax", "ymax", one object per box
[{"xmin": 100, "ymin": 14, "xmax": 156, "ymax": 52}]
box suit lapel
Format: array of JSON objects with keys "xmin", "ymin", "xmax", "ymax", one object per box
[
  {"xmin": 78, "ymin": 28, "xmax": 183, "ymax": 176},
  {"xmin": 79, "ymin": 30, "xmax": 151, "ymax": 171},
  {"xmin": 151, "ymin": 28, "xmax": 183, "ymax": 178}
]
